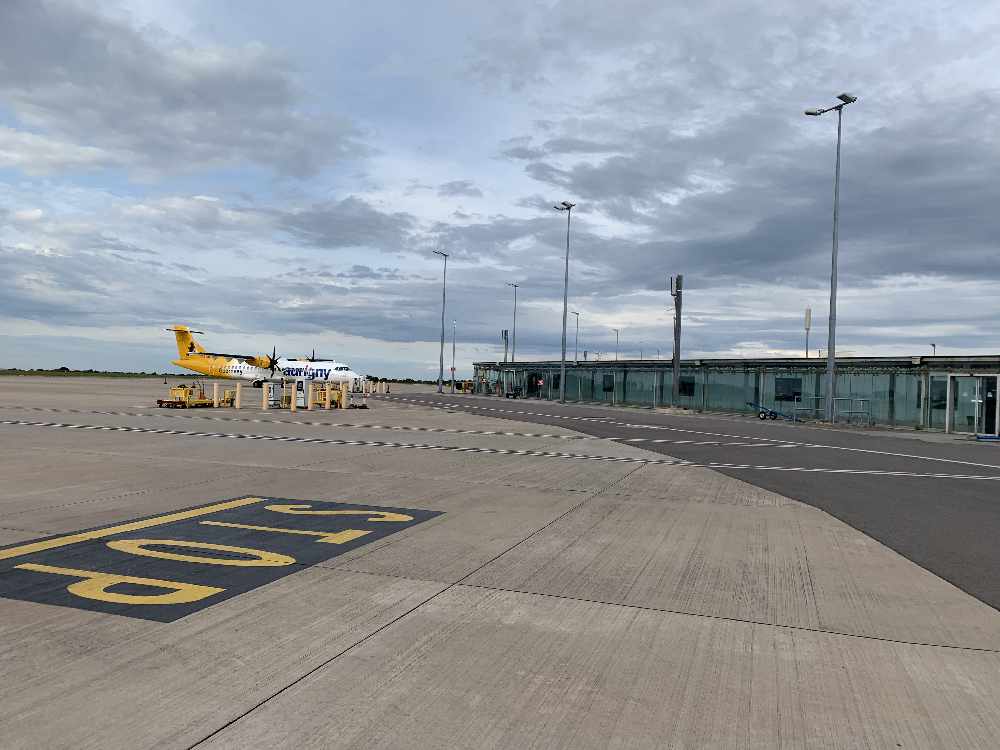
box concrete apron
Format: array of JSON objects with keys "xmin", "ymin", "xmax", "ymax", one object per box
[{"xmin": 0, "ymin": 377, "xmax": 997, "ymax": 749}]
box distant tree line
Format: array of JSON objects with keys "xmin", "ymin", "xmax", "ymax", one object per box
[
  {"xmin": 0, "ymin": 367, "xmax": 186, "ymax": 378},
  {"xmin": 364, "ymin": 374, "xmax": 439, "ymax": 385},
  {"xmin": 2, "ymin": 367, "xmax": 440, "ymax": 382}
]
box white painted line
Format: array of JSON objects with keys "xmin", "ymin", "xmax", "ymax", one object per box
[
  {"xmin": 3, "ymin": 418, "xmax": 1000, "ymax": 482},
  {"xmin": 374, "ymin": 396, "xmax": 1000, "ymax": 473}
]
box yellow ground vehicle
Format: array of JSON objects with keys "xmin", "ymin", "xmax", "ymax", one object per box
[{"xmin": 156, "ymin": 383, "xmax": 214, "ymax": 408}]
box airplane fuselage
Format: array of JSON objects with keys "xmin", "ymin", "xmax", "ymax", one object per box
[
  {"xmin": 173, "ymin": 356, "xmax": 362, "ymax": 386},
  {"xmin": 167, "ymin": 326, "xmax": 363, "ymax": 387}
]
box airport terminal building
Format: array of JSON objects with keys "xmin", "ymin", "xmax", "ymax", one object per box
[{"xmin": 472, "ymin": 355, "xmax": 1000, "ymax": 435}]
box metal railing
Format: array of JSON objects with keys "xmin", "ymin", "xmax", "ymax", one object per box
[
  {"xmin": 833, "ymin": 397, "xmax": 873, "ymax": 426},
  {"xmin": 793, "ymin": 396, "xmax": 824, "ymax": 421},
  {"xmin": 793, "ymin": 395, "xmax": 873, "ymax": 426}
]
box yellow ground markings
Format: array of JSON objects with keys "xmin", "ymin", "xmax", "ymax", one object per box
[
  {"xmin": 14, "ymin": 563, "xmax": 225, "ymax": 605},
  {"xmin": 200, "ymin": 520, "xmax": 372, "ymax": 545},
  {"xmin": 264, "ymin": 504, "xmax": 413, "ymax": 522},
  {"xmin": 105, "ymin": 539, "xmax": 296, "ymax": 567},
  {"xmin": 0, "ymin": 497, "xmax": 265, "ymax": 561}
]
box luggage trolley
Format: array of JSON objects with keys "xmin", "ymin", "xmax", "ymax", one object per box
[{"xmin": 746, "ymin": 401, "xmax": 794, "ymax": 421}]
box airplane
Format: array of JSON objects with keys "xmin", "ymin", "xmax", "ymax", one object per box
[{"xmin": 167, "ymin": 325, "xmax": 364, "ymax": 388}]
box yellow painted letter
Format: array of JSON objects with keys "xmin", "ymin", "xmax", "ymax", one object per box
[
  {"xmin": 265, "ymin": 504, "xmax": 413, "ymax": 522},
  {"xmin": 15, "ymin": 563, "xmax": 223, "ymax": 605},
  {"xmin": 106, "ymin": 538, "xmax": 295, "ymax": 567},
  {"xmin": 200, "ymin": 521, "xmax": 371, "ymax": 545}
]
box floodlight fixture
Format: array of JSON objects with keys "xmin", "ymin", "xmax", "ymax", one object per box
[{"xmin": 804, "ymin": 109, "xmax": 822, "ymax": 116}]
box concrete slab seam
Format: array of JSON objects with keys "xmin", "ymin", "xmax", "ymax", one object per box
[
  {"xmin": 455, "ymin": 583, "xmax": 1000, "ymax": 654},
  {"xmin": 183, "ymin": 463, "xmax": 648, "ymax": 748}
]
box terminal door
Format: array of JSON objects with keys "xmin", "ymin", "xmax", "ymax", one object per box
[
  {"xmin": 948, "ymin": 375, "xmax": 998, "ymax": 435},
  {"xmin": 983, "ymin": 377, "xmax": 997, "ymax": 435}
]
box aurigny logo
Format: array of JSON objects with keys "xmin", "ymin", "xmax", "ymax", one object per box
[{"xmin": 281, "ymin": 366, "xmax": 331, "ymax": 380}]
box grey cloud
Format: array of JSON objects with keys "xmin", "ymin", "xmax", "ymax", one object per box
[
  {"xmin": 437, "ymin": 180, "xmax": 483, "ymax": 198},
  {"xmin": 335, "ymin": 264, "xmax": 406, "ymax": 281},
  {"xmin": 497, "ymin": 136, "xmax": 545, "ymax": 160},
  {"xmin": 503, "ymin": 137, "xmax": 621, "ymax": 161},
  {"xmin": 276, "ymin": 197, "xmax": 415, "ymax": 250},
  {"xmin": 5, "ymin": 0, "xmax": 1000, "ymax": 373},
  {"xmin": 0, "ymin": 0, "xmax": 366, "ymax": 177},
  {"xmin": 0, "ymin": 243, "xmax": 194, "ymax": 327},
  {"xmin": 92, "ymin": 238, "xmax": 158, "ymax": 257},
  {"xmin": 403, "ymin": 181, "xmax": 435, "ymax": 196},
  {"xmin": 500, "ymin": 145, "xmax": 546, "ymax": 160},
  {"xmin": 542, "ymin": 137, "xmax": 620, "ymax": 155},
  {"xmin": 513, "ymin": 195, "xmax": 554, "ymax": 211}
]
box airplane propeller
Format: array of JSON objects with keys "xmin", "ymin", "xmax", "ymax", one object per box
[{"xmin": 265, "ymin": 346, "xmax": 280, "ymax": 375}]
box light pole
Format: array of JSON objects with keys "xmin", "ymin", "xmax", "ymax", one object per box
[
  {"xmin": 805, "ymin": 92, "xmax": 857, "ymax": 421},
  {"xmin": 554, "ymin": 201, "xmax": 575, "ymax": 403},
  {"xmin": 612, "ymin": 328, "xmax": 620, "ymax": 360},
  {"xmin": 571, "ymin": 311, "xmax": 580, "ymax": 363},
  {"xmin": 433, "ymin": 250, "xmax": 449, "ymax": 393},
  {"xmin": 670, "ymin": 275, "xmax": 683, "ymax": 405},
  {"xmin": 506, "ymin": 282, "xmax": 519, "ymax": 363},
  {"xmin": 451, "ymin": 319, "xmax": 456, "ymax": 394},
  {"xmin": 805, "ymin": 307, "xmax": 812, "ymax": 358},
  {"xmin": 931, "ymin": 343, "xmax": 937, "ymax": 356}
]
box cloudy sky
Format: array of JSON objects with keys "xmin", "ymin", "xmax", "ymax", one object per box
[{"xmin": 2, "ymin": 0, "xmax": 999, "ymax": 376}]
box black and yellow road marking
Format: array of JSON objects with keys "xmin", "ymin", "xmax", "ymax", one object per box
[{"xmin": 0, "ymin": 496, "xmax": 441, "ymax": 622}]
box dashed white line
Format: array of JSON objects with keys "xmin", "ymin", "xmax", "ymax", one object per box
[
  {"xmin": 382, "ymin": 396, "xmax": 1000, "ymax": 473},
  {"xmin": 3, "ymin": 418, "xmax": 1000, "ymax": 482}
]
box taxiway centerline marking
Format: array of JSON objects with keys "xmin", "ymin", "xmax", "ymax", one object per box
[
  {"xmin": 0, "ymin": 405, "xmax": 814, "ymax": 450},
  {"xmin": 3, "ymin": 418, "xmax": 1000, "ymax": 482},
  {"xmin": 378, "ymin": 396, "xmax": 1000, "ymax": 473}
]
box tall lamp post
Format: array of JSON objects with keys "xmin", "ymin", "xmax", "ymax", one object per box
[
  {"xmin": 554, "ymin": 201, "xmax": 575, "ymax": 403},
  {"xmin": 506, "ymin": 282, "xmax": 519, "ymax": 362},
  {"xmin": 804, "ymin": 307, "xmax": 812, "ymax": 359},
  {"xmin": 450, "ymin": 319, "xmax": 456, "ymax": 394},
  {"xmin": 670, "ymin": 274, "xmax": 683, "ymax": 405},
  {"xmin": 433, "ymin": 250, "xmax": 449, "ymax": 393},
  {"xmin": 805, "ymin": 92, "xmax": 857, "ymax": 421},
  {"xmin": 612, "ymin": 328, "xmax": 620, "ymax": 361},
  {"xmin": 571, "ymin": 311, "xmax": 580, "ymax": 363}
]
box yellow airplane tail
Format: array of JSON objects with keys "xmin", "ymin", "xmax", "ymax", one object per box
[{"xmin": 168, "ymin": 325, "xmax": 206, "ymax": 358}]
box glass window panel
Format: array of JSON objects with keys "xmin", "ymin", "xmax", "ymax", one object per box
[
  {"xmin": 624, "ymin": 370, "xmax": 655, "ymax": 405},
  {"xmin": 775, "ymin": 377, "xmax": 802, "ymax": 403},
  {"xmin": 952, "ymin": 376, "xmax": 978, "ymax": 433},
  {"xmin": 705, "ymin": 371, "xmax": 750, "ymax": 411},
  {"xmin": 929, "ymin": 376, "xmax": 948, "ymax": 429},
  {"xmin": 893, "ymin": 374, "xmax": 922, "ymax": 427}
]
